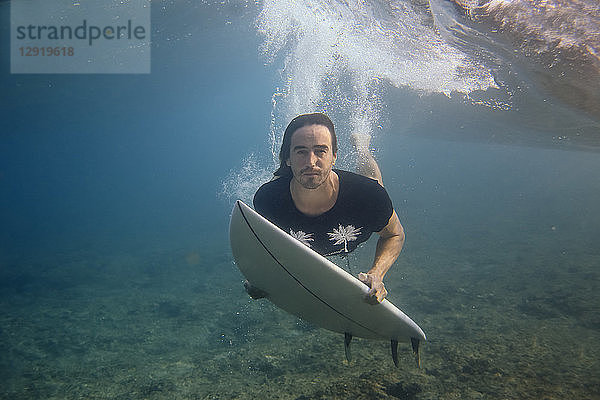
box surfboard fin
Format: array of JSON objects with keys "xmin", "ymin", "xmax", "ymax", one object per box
[
  {"xmin": 391, "ymin": 339, "xmax": 399, "ymax": 367},
  {"xmin": 344, "ymin": 332, "xmax": 352, "ymax": 363},
  {"xmin": 411, "ymin": 337, "xmax": 421, "ymax": 368}
]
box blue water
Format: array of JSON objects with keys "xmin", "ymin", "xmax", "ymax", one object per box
[{"xmin": 1, "ymin": 1, "xmax": 599, "ymax": 399}]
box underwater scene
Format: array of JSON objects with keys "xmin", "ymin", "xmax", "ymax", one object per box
[{"xmin": 1, "ymin": 0, "xmax": 599, "ymax": 399}]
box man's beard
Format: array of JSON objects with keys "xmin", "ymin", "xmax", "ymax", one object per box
[{"xmin": 295, "ymin": 167, "xmax": 330, "ymax": 189}]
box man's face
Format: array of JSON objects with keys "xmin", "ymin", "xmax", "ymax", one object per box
[{"xmin": 286, "ymin": 124, "xmax": 337, "ymax": 189}]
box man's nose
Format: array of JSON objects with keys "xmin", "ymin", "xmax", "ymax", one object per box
[{"xmin": 308, "ymin": 151, "xmax": 317, "ymax": 166}]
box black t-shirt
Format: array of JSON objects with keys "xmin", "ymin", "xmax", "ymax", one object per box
[{"xmin": 253, "ymin": 169, "xmax": 393, "ymax": 256}]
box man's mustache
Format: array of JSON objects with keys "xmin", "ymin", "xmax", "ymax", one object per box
[{"xmin": 300, "ymin": 167, "xmax": 320, "ymax": 174}]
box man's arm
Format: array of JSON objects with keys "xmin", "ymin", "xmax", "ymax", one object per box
[{"xmin": 358, "ymin": 210, "xmax": 405, "ymax": 303}]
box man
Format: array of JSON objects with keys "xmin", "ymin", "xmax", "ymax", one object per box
[{"xmin": 251, "ymin": 113, "xmax": 405, "ymax": 303}]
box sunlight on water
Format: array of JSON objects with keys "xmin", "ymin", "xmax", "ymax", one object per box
[
  {"xmin": 259, "ymin": 0, "xmax": 497, "ymax": 124},
  {"xmin": 261, "ymin": 1, "xmax": 496, "ymax": 91},
  {"xmin": 482, "ymin": 0, "xmax": 599, "ymax": 56},
  {"xmin": 443, "ymin": 0, "xmax": 600, "ymax": 122}
]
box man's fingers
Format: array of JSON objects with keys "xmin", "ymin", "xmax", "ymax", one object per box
[
  {"xmin": 377, "ymin": 285, "xmax": 388, "ymax": 302},
  {"xmin": 364, "ymin": 283, "xmax": 387, "ymax": 304},
  {"xmin": 359, "ymin": 272, "xmax": 388, "ymax": 303},
  {"xmin": 244, "ymin": 280, "xmax": 268, "ymax": 299},
  {"xmin": 358, "ymin": 272, "xmax": 369, "ymax": 283}
]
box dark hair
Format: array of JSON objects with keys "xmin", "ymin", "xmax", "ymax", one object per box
[{"xmin": 274, "ymin": 113, "xmax": 337, "ymax": 177}]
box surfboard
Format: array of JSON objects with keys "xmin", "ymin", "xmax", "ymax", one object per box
[{"xmin": 229, "ymin": 200, "xmax": 426, "ymax": 366}]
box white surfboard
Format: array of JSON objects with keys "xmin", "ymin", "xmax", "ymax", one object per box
[{"xmin": 229, "ymin": 200, "xmax": 426, "ymax": 365}]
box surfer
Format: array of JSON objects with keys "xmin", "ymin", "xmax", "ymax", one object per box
[{"xmin": 250, "ymin": 112, "xmax": 405, "ymax": 304}]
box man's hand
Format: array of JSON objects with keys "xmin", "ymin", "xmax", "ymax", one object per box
[
  {"xmin": 358, "ymin": 272, "xmax": 388, "ymax": 304},
  {"xmin": 243, "ymin": 280, "xmax": 268, "ymax": 300}
]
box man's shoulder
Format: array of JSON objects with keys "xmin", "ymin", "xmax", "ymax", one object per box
[
  {"xmin": 256, "ymin": 175, "xmax": 288, "ymax": 195},
  {"xmin": 253, "ymin": 175, "xmax": 289, "ymax": 211},
  {"xmin": 336, "ymin": 169, "xmax": 392, "ymax": 206},
  {"xmin": 336, "ymin": 170, "xmax": 393, "ymax": 231},
  {"xmin": 336, "ymin": 169, "xmax": 384, "ymax": 190}
]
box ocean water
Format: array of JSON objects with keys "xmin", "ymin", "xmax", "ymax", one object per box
[{"xmin": 1, "ymin": 1, "xmax": 599, "ymax": 399}]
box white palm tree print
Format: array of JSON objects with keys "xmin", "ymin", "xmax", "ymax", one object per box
[
  {"xmin": 289, "ymin": 229, "xmax": 314, "ymax": 247},
  {"xmin": 327, "ymin": 224, "xmax": 362, "ymax": 253}
]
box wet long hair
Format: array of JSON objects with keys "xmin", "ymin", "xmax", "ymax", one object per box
[{"xmin": 273, "ymin": 113, "xmax": 337, "ymax": 177}]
